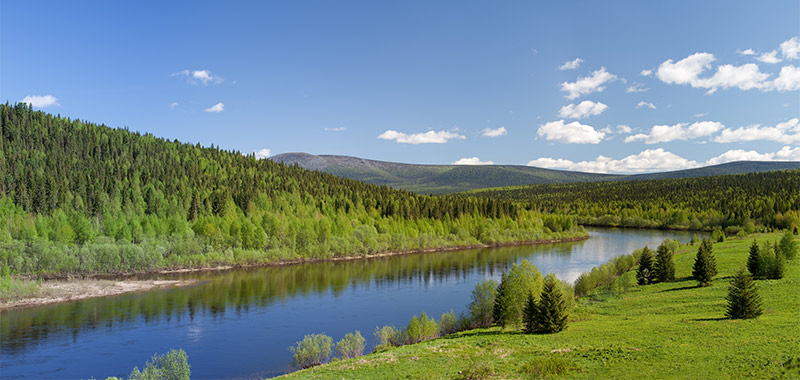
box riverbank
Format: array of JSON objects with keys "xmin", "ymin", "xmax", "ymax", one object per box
[{"xmin": 0, "ymin": 234, "xmax": 588, "ymax": 310}]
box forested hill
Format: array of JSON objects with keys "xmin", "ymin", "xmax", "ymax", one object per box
[
  {"xmin": 270, "ymin": 152, "xmax": 800, "ymax": 194},
  {"xmin": 270, "ymin": 153, "xmax": 617, "ymax": 194},
  {"xmin": 0, "ymin": 103, "xmax": 582, "ymax": 276},
  {"xmin": 468, "ymin": 171, "xmax": 800, "ymax": 232}
]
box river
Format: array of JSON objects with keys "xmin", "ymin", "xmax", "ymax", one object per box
[{"xmin": 0, "ymin": 227, "xmax": 700, "ymax": 379}]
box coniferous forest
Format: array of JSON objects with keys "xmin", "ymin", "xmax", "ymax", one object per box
[{"xmin": 0, "ymin": 103, "xmax": 582, "ymax": 275}]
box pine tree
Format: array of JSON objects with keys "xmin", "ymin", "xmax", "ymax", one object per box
[
  {"xmin": 725, "ymin": 269, "xmax": 762, "ymax": 319},
  {"xmin": 746, "ymin": 239, "xmax": 762, "ymax": 278},
  {"xmin": 530, "ymin": 274, "xmax": 569, "ymax": 333},
  {"xmin": 654, "ymin": 242, "xmax": 675, "ymax": 282},
  {"xmin": 636, "ymin": 246, "xmax": 655, "ymax": 285},
  {"xmin": 692, "ymin": 238, "xmax": 717, "ymax": 287}
]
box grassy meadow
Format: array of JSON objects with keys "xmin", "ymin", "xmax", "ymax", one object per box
[{"xmin": 281, "ymin": 232, "xmax": 800, "ymax": 379}]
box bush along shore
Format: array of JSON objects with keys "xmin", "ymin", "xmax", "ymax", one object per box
[{"xmin": 280, "ymin": 230, "xmax": 799, "ymax": 380}]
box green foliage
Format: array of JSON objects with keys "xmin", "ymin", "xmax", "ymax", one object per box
[
  {"xmin": 779, "ymin": 229, "xmax": 797, "ymax": 260},
  {"xmin": 636, "ymin": 246, "xmax": 655, "ymax": 285},
  {"xmin": 711, "ymin": 227, "xmax": 726, "ymax": 242},
  {"xmin": 403, "ymin": 312, "xmax": 439, "ymax": 344},
  {"xmin": 373, "ymin": 325, "xmax": 401, "ymax": 351},
  {"xmin": 521, "ymin": 356, "xmax": 580, "ymax": 379},
  {"xmin": 335, "ymin": 331, "xmax": 365, "ymax": 360},
  {"xmin": 765, "ymin": 242, "xmax": 786, "ymax": 280},
  {"xmin": 574, "ymin": 252, "xmax": 637, "ymax": 297},
  {"xmin": 460, "ymin": 359, "xmax": 495, "ymax": 380},
  {"xmin": 0, "ymin": 276, "xmax": 41, "ymax": 301},
  {"xmin": 525, "ymin": 274, "xmax": 569, "ymax": 334},
  {"xmin": 127, "ymin": 349, "xmax": 190, "ymax": 380},
  {"xmin": 290, "ymin": 333, "xmax": 333, "ymax": 369},
  {"xmin": 747, "ymin": 239, "xmax": 763, "ymax": 277},
  {"xmin": 493, "ymin": 260, "xmax": 543, "ymax": 330},
  {"xmin": 692, "ymin": 239, "xmax": 717, "ymax": 286},
  {"xmin": 438, "ymin": 310, "xmax": 458, "ymax": 336},
  {"xmin": 654, "ymin": 242, "xmax": 676, "ymax": 282},
  {"xmin": 468, "ymin": 279, "xmax": 497, "ymax": 328},
  {"xmin": 725, "ymin": 269, "xmax": 762, "ymax": 319}
]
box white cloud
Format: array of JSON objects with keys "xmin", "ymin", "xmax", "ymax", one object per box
[
  {"xmin": 452, "ymin": 157, "xmax": 494, "ymax": 165},
  {"xmin": 527, "ymin": 148, "xmax": 698, "ymax": 173},
  {"xmin": 656, "ymin": 52, "xmax": 715, "ymax": 85},
  {"xmin": 254, "ymin": 148, "xmax": 271, "ymax": 159},
  {"xmin": 706, "ymin": 146, "xmax": 800, "ymax": 165},
  {"xmin": 713, "ymin": 118, "xmax": 800, "ymax": 144},
  {"xmin": 205, "ymin": 102, "xmax": 224, "ymax": 112},
  {"xmin": 636, "ymin": 101, "xmax": 656, "ymax": 109},
  {"xmin": 482, "ymin": 126, "xmax": 508, "ymax": 137},
  {"xmin": 560, "ymin": 67, "xmax": 618, "ymax": 99},
  {"xmin": 771, "ymin": 65, "xmax": 800, "ymax": 91},
  {"xmin": 640, "ymin": 69, "xmax": 653, "ymax": 76},
  {"xmin": 169, "ymin": 102, "xmax": 178, "ymax": 110},
  {"xmin": 738, "ymin": 48, "xmax": 756, "ymax": 56},
  {"xmin": 559, "ymin": 58, "xmax": 583, "ymax": 70},
  {"xmin": 615, "ymin": 125, "xmax": 632, "ymax": 134},
  {"xmin": 780, "ymin": 37, "xmax": 800, "ymax": 60},
  {"xmin": 377, "ymin": 130, "xmax": 466, "ymax": 144},
  {"xmin": 625, "ymin": 121, "xmax": 724, "ymax": 144},
  {"xmin": 697, "ymin": 63, "xmax": 770, "ymax": 94},
  {"xmin": 626, "ymin": 82, "xmax": 650, "ymax": 93},
  {"xmin": 171, "ymin": 69, "xmax": 224, "ymax": 85},
  {"xmin": 756, "ymin": 50, "xmax": 782, "ymax": 64},
  {"xmin": 21, "ymin": 95, "xmax": 60, "ymax": 108},
  {"xmin": 558, "ymin": 100, "xmax": 608, "ymax": 119},
  {"xmin": 324, "ymin": 127, "xmax": 346, "ymax": 131},
  {"xmin": 537, "ymin": 120, "xmax": 605, "ymax": 144}
]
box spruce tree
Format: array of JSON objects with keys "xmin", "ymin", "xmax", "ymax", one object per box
[
  {"xmin": 692, "ymin": 238, "xmax": 717, "ymax": 287},
  {"xmin": 531, "ymin": 274, "xmax": 568, "ymax": 333},
  {"xmin": 492, "ymin": 272, "xmax": 507, "ymax": 326},
  {"xmin": 523, "ymin": 293, "xmax": 537, "ymax": 334},
  {"xmin": 725, "ymin": 269, "xmax": 762, "ymax": 319},
  {"xmin": 746, "ymin": 239, "xmax": 762, "ymax": 278},
  {"xmin": 654, "ymin": 242, "xmax": 675, "ymax": 282},
  {"xmin": 636, "ymin": 246, "xmax": 655, "ymax": 285}
]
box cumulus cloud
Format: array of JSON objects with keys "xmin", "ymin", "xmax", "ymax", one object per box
[
  {"xmin": 626, "ymin": 82, "xmax": 650, "ymax": 93},
  {"xmin": 527, "ymin": 148, "xmax": 698, "ymax": 173},
  {"xmin": 772, "ymin": 65, "xmax": 800, "ymax": 91},
  {"xmin": 324, "ymin": 127, "xmax": 346, "ymax": 131},
  {"xmin": 205, "ymin": 102, "xmax": 225, "ymax": 112},
  {"xmin": 625, "ymin": 121, "xmax": 724, "ymax": 144},
  {"xmin": 537, "ymin": 120, "xmax": 605, "ymax": 144},
  {"xmin": 452, "ymin": 157, "xmax": 494, "ymax": 165},
  {"xmin": 558, "ymin": 100, "xmax": 608, "ymax": 119},
  {"xmin": 636, "ymin": 101, "xmax": 656, "ymax": 109},
  {"xmin": 254, "ymin": 149, "xmax": 271, "ymax": 159},
  {"xmin": 697, "ymin": 63, "xmax": 770, "ymax": 93},
  {"xmin": 559, "ymin": 58, "xmax": 583, "ymax": 70},
  {"xmin": 21, "ymin": 95, "xmax": 60, "ymax": 108},
  {"xmin": 560, "ymin": 67, "xmax": 618, "ymax": 99},
  {"xmin": 756, "ymin": 50, "xmax": 782, "ymax": 64},
  {"xmin": 482, "ymin": 126, "xmax": 507, "ymax": 137},
  {"xmin": 781, "ymin": 37, "xmax": 800, "ymax": 60},
  {"xmin": 713, "ymin": 118, "xmax": 800, "ymax": 144},
  {"xmin": 171, "ymin": 69, "xmax": 224, "ymax": 85},
  {"xmin": 378, "ymin": 130, "xmax": 465, "ymax": 144},
  {"xmin": 527, "ymin": 146, "xmax": 800, "ymax": 174},
  {"xmin": 738, "ymin": 48, "xmax": 756, "ymax": 56},
  {"xmin": 656, "ymin": 52, "xmax": 716, "ymax": 85},
  {"xmin": 640, "ymin": 69, "xmax": 653, "ymax": 76}
]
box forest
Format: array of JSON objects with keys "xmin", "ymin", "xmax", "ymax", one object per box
[
  {"xmin": 0, "ymin": 103, "xmax": 582, "ymax": 276},
  {"xmin": 469, "ymin": 171, "xmax": 800, "ymax": 233}
]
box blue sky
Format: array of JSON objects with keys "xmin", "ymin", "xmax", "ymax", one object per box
[{"xmin": 2, "ymin": 0, "xmax": 799, "ymax": 173}]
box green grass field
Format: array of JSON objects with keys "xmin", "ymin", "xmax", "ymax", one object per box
[{"xmin": 281, "ymin": 233, "xmax": 800, "ymax": 379}]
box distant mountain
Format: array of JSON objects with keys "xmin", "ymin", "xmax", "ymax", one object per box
[{"xmin": 271, "ymin": 153, "xmax": 800, "ymax": 194}]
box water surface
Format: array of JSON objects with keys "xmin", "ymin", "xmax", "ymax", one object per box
[{"xmin": 1, "ymin": 227, "xmax": 699, "ymax": 379}]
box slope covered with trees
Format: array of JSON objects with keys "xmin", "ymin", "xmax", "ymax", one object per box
[
  {"xmin": 469, "ymin": 171, "xmax": 800, "ymax": 232},
  {"xmin": 0, "ymin": 103, "xmax": 583, "ymax": 275}
]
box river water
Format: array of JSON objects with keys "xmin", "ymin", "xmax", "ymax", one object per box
[{"xmin": 0, "ymin": 227, "xmax": 699, "ymax": 379}]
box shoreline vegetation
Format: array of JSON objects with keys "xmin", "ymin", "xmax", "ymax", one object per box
[{"xmin": 0, "ymin": 233, "xmax": 588, "ymax": 310}]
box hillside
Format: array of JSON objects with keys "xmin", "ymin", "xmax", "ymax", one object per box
[
  {"xmin": 270, "ymin": 152, "xmax": 800, "ymax": 194},
  {"xmin": 0, "ymin": 103, "xmax": 583, "ymax": 276},
  {"xmin": 283, "ymin": 233, "xmax": 800, "ymax": 379}
]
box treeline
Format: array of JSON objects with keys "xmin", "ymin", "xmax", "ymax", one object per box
[
  {"xmin": 0, "ymin": 103, "xmax": 583, "ymax": 275},
  {"xmin": 469, "ymin": 171, "xmax": 800, "ymax": 232}
]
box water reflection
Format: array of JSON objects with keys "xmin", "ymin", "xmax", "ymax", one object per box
[{"xmin": 0, "ymin": 227, "xmax": 699, "ymax": 379}]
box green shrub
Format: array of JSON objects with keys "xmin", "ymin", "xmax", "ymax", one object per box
[
  {"xmin": 522, "ymin": 355, "xmax": 579, "ymax": 378},
  {"xmin": 373, "ymin": 325, "xmax": 401, "ymax": 351},
  {"xmin": 127, "ymin": 349, "xmax": 190, "ymax": 380},
  {"xmin": 290, "ymin": 333, "xmax": 333, "ymax": 369},
  {"xmin": 335, "ymin": 331, "xmax": 365, "ymax": 359},
  {"xmin": 779, "ymin": 230, "xmax": 797, "ymax": 260},
  {"xmin": 439, "ymin": 310, "xmax": 458, "ymax": 336},
  {"xmin": 403, "ymin": 312, "xmax": 439, "ymax": 344},
  {"xmin": 468, "ymin": 279, "xmax": 497, "ymax": 328},
  {"xmin": 460, "ymin": 359, "xmax": 494, "ymax": 380}
]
